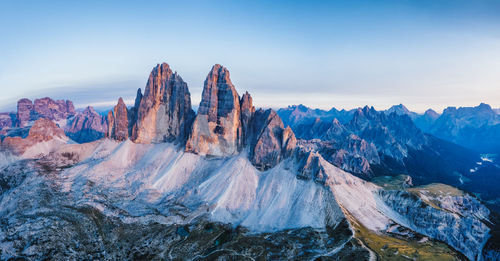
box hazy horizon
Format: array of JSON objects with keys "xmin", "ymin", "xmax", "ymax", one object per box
[{"xmin": 2, "ymin": 0, "xmax": 500, "ymax": 112}]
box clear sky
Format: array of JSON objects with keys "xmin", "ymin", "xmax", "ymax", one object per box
[{"xmin": 1, "ymin": 0, "xmax": 500, "ymax": 113}]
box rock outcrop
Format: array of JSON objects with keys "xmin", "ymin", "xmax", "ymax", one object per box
[
  {"xmin": 0, "ymin": 113, "xmax": 14, "ymax": 130},
  {"xmin": 16, "ymin": 98, "xmax": 35, "ymax": 127},
  {"xmin": 240, "ymin": 91, "xmax": 255, "ymax": 147},
  {"xmin": 185, "ymin": 65, "xmax": 296, "ymax": 169},
  {"xmin": 2, "ymin": 118, "xmax": 67, "ymax": 155},
  {"xmin": 107, "ymin": 98, "xmax": 129, "ymax": 141},
  {"xmin": 66, "ymin": 106, "xmax": 108, "ymax": 143},
  {"xmin": 131, "ymin": 63, "xmax": 194, "ymax": 144},
  {"xmin": 127, "ymin": 88, "xmax": 142, "ymax": 135},
  {"xmin": 16, "ymin": 97, "xmax": 75, "ymax": 127},
  {"xmin": 248, "ymin": 109, "xmax": 297, "ymax": 171},
  {"xmin": 186, "ymin": 64, "xmax": 242, "ymax": 156},
  {"xmin": 295, "ymin": 149, "xmax": 327, "ymax": 184}
]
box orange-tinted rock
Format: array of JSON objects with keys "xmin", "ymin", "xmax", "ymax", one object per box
[
  {"xmin": 2, "ymin": 118, "xmax": 67, "ymax": 155},
  {"xmin": 107, "ymin": 98, "xmax": 129, "ymax": 141},
  {"xmin": 131, "ymin": 63, "xmax": 194, "ymax": 144},
  {"xmin": 16, "ymin": 97, "xmax": 75, "ymax": 127},
  {"xmin": 186, "ymin": 64, "xmax": 242, "ymax": 156}
]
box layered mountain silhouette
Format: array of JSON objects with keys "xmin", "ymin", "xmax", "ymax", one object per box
[{"xmin": 0, "ymin": 63, "xmax": 499, "ymax": 260}]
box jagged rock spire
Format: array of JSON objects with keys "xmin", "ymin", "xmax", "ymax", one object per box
[
  {"xmin": 186, "ymin": 64, "xmax": 242, "ymax": 156},
  {"xmin": 131, "ymin": 63, "xmax": 194, "ymax": 144}
]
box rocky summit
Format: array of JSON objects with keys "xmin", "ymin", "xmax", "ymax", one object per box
[
  {"xmin": 186, "ymin": 64, "xmax": 243, "ymax": 156},
  {"xmin": 131, "ymin": 63, "xmax": 195, "ymax": 144},
  {"xmin": 107, "ymin": 97, "xmax": 129, "ymax": 141},
  {"xmin": 66, "ymin": 106, "xmax": 108, "ymax": 143},
  {"xmin": 248, "ymin": 109, "xmax": 297, "ymax": 170}
]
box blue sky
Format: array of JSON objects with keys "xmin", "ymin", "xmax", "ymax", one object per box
[{"xmin": 1, "ymin": 0, "xmax": 500, "ymax": 112}]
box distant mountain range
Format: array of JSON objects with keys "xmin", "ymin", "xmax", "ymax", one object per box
[{"xmin": 0, "ymin": 63, "xmax": 499, "ymax": 260}]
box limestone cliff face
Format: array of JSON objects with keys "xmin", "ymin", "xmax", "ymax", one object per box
[
  {"xmin": 107, "ymin": 98, "xmax": 129, "ymax": 141},
  {"xmin": 240, "ymin": 91, "xmax": 255, "ymax": 147},
  {"xmin": 186, "ymin": 64, "xmax": 242, "ymax": 156},
  {"xmin": 16, "ymin": 99, "xmax": 35, "ymax": 127},
  {"xmin": 131, "ymin": 63, "xmax": 194, "ymax": 144},
  {"xmin": 16, "ymin": 98, "xmax": 75, "ymax": 127},
  {"xmin": 248, "ymin": 109, "xmax": 297, "ymax": 171}
]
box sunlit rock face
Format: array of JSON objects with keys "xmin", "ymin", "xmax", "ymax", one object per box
[
  {"xmin": 186, "ymin": 64, "xmax": 242, "ymax": 156},
  {"xmin": 107, "ymin": 98, "xmax": 129, "ymax": 141},
  {"xmin": 66, "ymin": 106, "xmax": 108, "ymax": 143},
  {"xmin": 16, "ymin": 98, "xmax": 75, "ymax": 128},
  {"xmin": 131, "ymin": 63, "xmax": 194, "ymax": 144},
  {"xmin": 2, "ymin": 118, "xmax": 67, "ymax": 155}
]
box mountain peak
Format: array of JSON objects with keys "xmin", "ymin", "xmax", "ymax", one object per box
[
  {"xmin": 131, "ymin": 63, "xmax": 194, "ymax": 143},
  {"xmin": 186, "ymin": 64, "xmax": 242, "ymax": 156},
  {"xmin": 387, "ymin": 104, "xmax": 410, "ymax": 114},
  {"xmin": 424, "ymin": 109, "xmax": 439, "ymax": 119}
]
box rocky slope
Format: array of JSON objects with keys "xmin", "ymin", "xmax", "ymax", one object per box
[{"xmin": 1, "ymin": 118, "xmax": 68, "ymax": 156}]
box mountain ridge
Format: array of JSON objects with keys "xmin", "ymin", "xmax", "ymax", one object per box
[{"xmin": 0, "ymin": 63, "xmax": 499, "ymax": 260}]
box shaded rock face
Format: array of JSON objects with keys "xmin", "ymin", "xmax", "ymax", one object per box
[
  {"xmin": 186, "ymin": 64, "xmax": 242, "ymax": 156},
  {"xmin": 2, "ymin": 118, "xmax": 67, "ymax": 155},
  {"xmin": 185, "ymin": 65, "xmax": 296, "ymax": 169},
  {"xmin": 349, "ymin": 106, "xmax": 427, "ymax": 161},
  {"xmin": 414, "ymin": 109, "xmax": 440, "ymax": 132},
  {"xmin": 295, "ymin": 149, "xmax": 327, "ymax": 184},
  {"xmin": 16, "ymin": 97, "xmax": 75, "ymax": 127},
  {"xmin": 240, "ymin": 91, "xmax": 255, "ymax": 147},
  {"xmin": 66, "ymin": 106, "xmax": 108, "ymax": 143},
  {"xmin": 107, "ymin": 98, "xmax": 129, "ymax": 141},
  {"xmin": 132, "ymin": 63, "xmax": 194, "ymax": 144},
  {"xmin": 277, "ymin": 104, "xmax": 355, "ymax": 128},
  {"xmin": 127, "ymin": 88, "xmax": 143, "ymax": 135},
  {"xmin": 427, "ymin": 103, "xmax": 500, "ymax": 153},
  {"xmin": 16, "ymin": 98, "xmax": 35, "ymax": 127},
  {"xmin": 248, "ymin": 109, "xmax": 297, "ymax": 171},
  {"xmin": 294, "ymin": 117, "xmax": 380, "ymax": 178}
]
